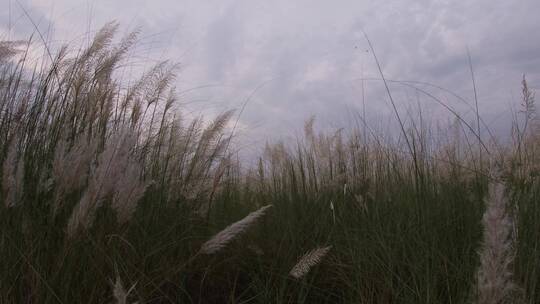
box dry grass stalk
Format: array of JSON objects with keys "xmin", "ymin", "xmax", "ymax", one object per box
[
  {"xmin": 474, "ymin": 182, "xmax": 524, "ymax": 304},
  {"xmin": 200, "ymin": 205, "xmax": 272, "ymax": 254},
  {"xmin": 289, "ymin": 246, "xmax": 332, "ymax": 279}
]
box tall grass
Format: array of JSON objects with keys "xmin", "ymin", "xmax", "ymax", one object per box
[{"xmin": 0, "ymin": 23, "xmax": 539, "ymax": 303}]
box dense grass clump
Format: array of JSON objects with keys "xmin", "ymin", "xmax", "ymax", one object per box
[{"xmin": 1, "ymin": 23, "xmax": 539, "ymax": 303}]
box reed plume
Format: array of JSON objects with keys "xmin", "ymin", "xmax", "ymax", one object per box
[
  {"xmin": 474, "ymin": 182, "xmax": 524, "ymax": 304},
  {"xmin": 111, "ymin": 160, "xmax": 148, "ymax": 225},
  {"xmin": 200, "ymin": 205, "xmax": 272, "ymax": 254},
  {"xmin": 2, "ymin": 137, "xmax": 24, "ymax": 208},
  {"xmin": 0, "ymin": 41, "xmax": 24, "ymax": 62},
  {"xmin": 111, "ymin": 275, "xmax": 137, "ymax": 304},
  {"xmin": 52, "ymin": 136, "xmax": 96, "ymax": 215},
  {"xmin": 289, "ymin": 246, "xmax": 332, "ymax": 279},
  {"xmin": 67, "ymin": 130, "xmax": 138, "ymax": 237}
]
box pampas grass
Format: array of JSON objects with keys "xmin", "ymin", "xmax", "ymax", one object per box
[
  {"xmin": 289, "ymin": 246, "xmax": 332, "ymax": 279},
  {"xmin": 0, "ymin": 21, "xmax": 538, "ymax": 303},
  {"xmin": 200, "ymin": 205, "xmax": 272, "ymax": 254}
]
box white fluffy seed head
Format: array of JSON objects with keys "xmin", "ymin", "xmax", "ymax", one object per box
[
  {"xmin": 52, "ymin": 136, "xmax": 96, "ymax": 216},
  {"xmin": 289, "ymin": 246, "xmax": 332, "ymax": 279},
  {"xmin": 112, "ymin": 275, "xmax": 127, "ymax": 304},
  {"xmin": 200, "ymin": 205, "xmax": 272, "ymax": 254},
  {"xmin": 2, "ymin": 137, "xmax": 24, "ymax": 208},
  {"xmin": 474, "ymin": 182, "xmax": 524, "ymax": 304},
  {"xmin": 111, "ymin": 275, "xmax": 137, "ymax": 304},
  {"xmin": 112, "ymin": 160, "xmax": 147, "ymax": 225},
  {"xmin": 66, "ymin": 129, "xmax": 139, "ymax": 237}
]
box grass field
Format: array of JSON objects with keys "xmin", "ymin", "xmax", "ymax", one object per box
[{"xmin": 1, "ymin": 23, "xmax": 539, "ymax": 303}]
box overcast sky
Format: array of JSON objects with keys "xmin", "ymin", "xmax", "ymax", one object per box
[{"xmin": 1, "ymin": 0, "xmax": 539, "ymax": 153}]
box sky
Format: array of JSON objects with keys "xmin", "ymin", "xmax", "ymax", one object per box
[{"xmin": 1, "ymin": 0, "xmax": 539, "ymax": 154}]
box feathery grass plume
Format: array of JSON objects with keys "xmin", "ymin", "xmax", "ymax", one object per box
[
  {"xmin": 66, "ymin": 177, "xmax": 102, "ymax": 238},
  {"xmin": 111, "ymin": 160, "xmax": 148, "ymax": 225},
  {"xmin": 474, "ymin": 182, "xmax": 524, "ymax": 304},
  {"xmin": 0, "ymin": 41, "xmax": 24, "ymax": 62},
  {"xmin": 52, "ymin": 135, "xmax": 96, "ymax": 215},
  {"xmin": 354, "ymin": 194, "xmax": 369, "ymax": 213},
  {"xmin": 94, "ymin": 28, "xmax": 139, "ymax": 83},
  {"xmin": 289, "ymin": 246, "xmax": 332, "ymax": 279},
  {"xmin": 304, "ymin": 115, "xmax": 316, "ymax": 144},
  {"xmin": 2, "ymin": 137, "xmax": 24, "ymax": 208},
  {"xmin": 111, "ymin": 275, "xmax": 137, "ymax": 304},
  {"xmin": 185, "ymin": 110, "xmax": 234, "ymax": 181},
  {"xmin": 200, "ymin": 205, "xmax": 272, "ymax": 254},
  {"xmin": 67, "ymin": 130, "xmax": 136, "ymax": 237},
  {"xmin": 330, "ymin": 201, "xmax": 336, "ymax": 224},
  {"xmin": 80, "ymin": 21, "xmax": 119, "ymax": 64}
]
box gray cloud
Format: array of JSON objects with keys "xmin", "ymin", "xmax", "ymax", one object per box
[{"xmin": 1, "ymin": 0, "xmax": 539, "ymax": 149}]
